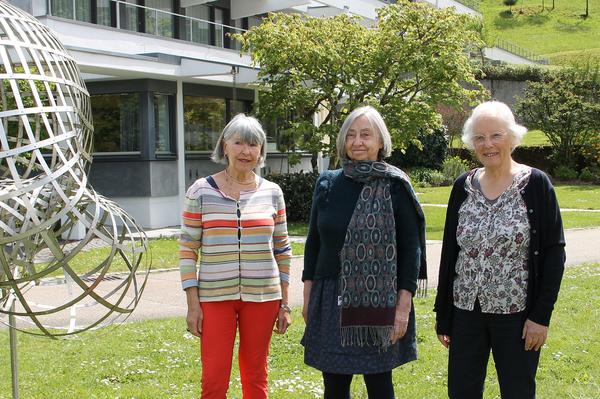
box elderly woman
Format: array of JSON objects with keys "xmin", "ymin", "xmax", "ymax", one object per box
[
  {"xmin": 434, "ymin": 101, "xmax": 566, "ymax": 398},
  {"xmin": 301, "ymin": 106, "xmax": 427, "ymax": 399},
  {"xmin": 179, "ymin": 114, "xmax": 292, "ymax": 399}
]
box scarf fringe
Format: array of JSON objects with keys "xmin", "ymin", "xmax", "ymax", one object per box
[
  {"xmin": 417, "ymin": 278, "xmax": 428, "ymax": 298},
  {"xmin": 340, "ymin": 326, "xmax": 393, "ymax": 351}
]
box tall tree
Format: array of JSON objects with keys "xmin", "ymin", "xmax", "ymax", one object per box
[
  {"xmin": 516, "ymin": 63, "xmax": 600, "ymax": 169},
  {"xmin": 235, "ymin": 1, "xmax": 486, "ymax": 169}
]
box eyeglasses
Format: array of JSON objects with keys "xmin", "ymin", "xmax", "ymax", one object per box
[{"xmin": 472, "ymin": 131, "xmax": 507, "ymax": 146}]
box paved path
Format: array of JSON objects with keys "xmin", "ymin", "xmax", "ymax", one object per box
[{"xmin": 4, "ymin": 228, "xmax": 596, "ymax": 331}]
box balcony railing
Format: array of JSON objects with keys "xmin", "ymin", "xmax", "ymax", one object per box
[
  {"xmin": 494, "ymin": 37, "xmax": 549, "ymax": 65},
  {"xmin": 47, "ymin": 0, "xmax": 247, "ymax": 50}
]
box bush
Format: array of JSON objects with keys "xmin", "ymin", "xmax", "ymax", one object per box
[
  {"xmin": 579, "ymin": 167, "xmax": 598, "ymax": 183},
  {"xmin": 442, "ymin": 156, "xmax": 470, "ymax": 183},
  {"xmin": 408, "ymin": 167, "xmax": 450, "ymax": 187},
  {"xmin": 553, "ymin": 165, "xmax": 578, "ymax": 181},
  {"xmin": 429, "ymin": 171, "xmax": 448, "ymax": 187},
  {"xmin": 388, "ymin": 128, "xmax": 448, "ymax": 170},
  {"xmin": 265, "ymin": 171, "xmax": 318, "ymax": 223}
]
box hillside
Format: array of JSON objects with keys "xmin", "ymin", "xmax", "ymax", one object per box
[{"xmin": 480, "ymin": 0, "xmax": 600, "ymax": 65}]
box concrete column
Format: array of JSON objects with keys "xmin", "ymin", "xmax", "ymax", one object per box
[{"xmin": 176, "ymin": 79, "xmax": 186, "ymax": 213}]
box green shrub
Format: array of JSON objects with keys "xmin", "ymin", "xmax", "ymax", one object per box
[
  {"xmin": 265, "ymin": 171, "xmax": 319, "ymax": 222},
  {"xmin": 429, "ymin": 171, "xmax": 448, "ymax": 187},
  {"xmin": 388, "ymin": 128, "xmax": 448, "ymax": 170},
  {"xmin": 579, "ymin": 167, "xmax": 598, "ymax": 183},
  {"xmin": 553, "ymin": 165, "xmax": 578, "ymax": 181},
  {"xmin": 442, "ymin": 156, "xmax": 470, "ymax": 183}
]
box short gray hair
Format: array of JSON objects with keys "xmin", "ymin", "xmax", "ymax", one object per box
[
  {"xmin": 462, "ymin": 101, "xmax": 527, "ymax": 150},
  {"xmin": 211, "ymin": 113, "xmax": 267, "ymax": 167},
  {"xmin": 336, "ymin": 105, "xmax": 393, "ymax": 162}
]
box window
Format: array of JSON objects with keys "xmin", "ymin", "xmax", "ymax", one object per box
[
  {"xmin": 119, "ymin": 0, "xmax": 141, "ymax": 33},
  {"xmin": 184, "ymin": 96, "xmax": 225, "ymax": 152},
  {"xmin": 229, "ymin": 18, "xmax": 244, "ymax": 51},
  {"xmin": 183, "ymin": 4, "xmax": 210, "ymax": 44},
  {"xmin": 96, "ymin": 0, "xmax": 112, "ymax": 27},
  {"xmin": 154, "ymin": 94, "xmax": 172, "ymax": 153},
  {"xmin": 214, "ymin": 8, "xmax": 224, "ymax": 48},
  {"xmin": 51, "ymin": 0, "xmax": 92, "ymax": 22},
  {"xmin": 92, "ymin": 93, "xmax": 140, "ymax": 153},
  {"xmin": 145, "ymin": 0, "xmax": 174, "ymax": 38}
]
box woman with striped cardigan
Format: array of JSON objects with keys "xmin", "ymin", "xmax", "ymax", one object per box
[{"xmin": 179, "ymin": 114, "xmax": 292, "ymax": 399}]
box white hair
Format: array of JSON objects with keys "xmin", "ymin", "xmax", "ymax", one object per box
[
  {"xmin": 336, "ymin": 105, "xmax": 393, "ymax": 162},
  {"xmin": 462, "ymin": 101, "xmax": 527, "ymax": 150},
  {"xmin": 211, "ymin": 113, "xmax": 267, "ymax": 167}
]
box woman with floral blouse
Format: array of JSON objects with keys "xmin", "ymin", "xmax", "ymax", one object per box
[{"xmin": 434, "ymin": 101, "xmax": 565, "ymax": 399}]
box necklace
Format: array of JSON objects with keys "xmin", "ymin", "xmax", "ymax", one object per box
[{"xmin": 225, "ymin": 168, "xmax": 256, "ymax": 186}]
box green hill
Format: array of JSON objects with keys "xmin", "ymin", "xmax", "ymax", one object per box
[{"xmin": 480, "ymin": 0, "xmax": 600, "ymax": 65}]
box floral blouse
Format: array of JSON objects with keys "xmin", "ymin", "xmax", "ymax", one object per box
[{"xmin": 453, "ymin": 167, "xmax": 532, "ymax": 314}]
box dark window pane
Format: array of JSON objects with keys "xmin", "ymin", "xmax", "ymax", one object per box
[
  {"xmin": 92, "ymin": 93, "xmax": 140, "ymax": 153},
  {"xmin": 184, "ymin": 96, "xmax": 225, "ymax": 152},
  {"xmin": 154, "ymin": 94, "xmax": 171, "ymax": 153},
  {"xmin": 145, "ymin": 0, "xmax": 174, "ymax": 38},
  {"xmin": 119, "ymin": 0, "xmax": 140, "ymax": 32},
  {"xmin": 97, "ymin": 0, "xmax": 112, "ymax": 26},
  {"xmin": 52, "ymin": 0, "xmax": 91, "ymax": 22},
  {"xmin": 182, "ymin": 4, "xmax": 210, "ymax": 44}
]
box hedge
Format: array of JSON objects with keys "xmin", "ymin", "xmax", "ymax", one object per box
[{"xmin": 265, "ymin": 171, "xmax": 319, "ymax": 223}]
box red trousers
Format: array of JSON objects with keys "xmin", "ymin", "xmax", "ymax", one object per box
[{"xmin": 199, "ymin": 300, "xmax": 279, "ymax": 399}]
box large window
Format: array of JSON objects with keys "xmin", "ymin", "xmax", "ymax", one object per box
[
  {"xmin": 92, "ymin": 93, "xmax": 140, "ymax": 153},
  {"xmin": 119, "ymin": 0, "xmax": 141, "ymax": 33},
  {"xmin": 145, "ymin": 0, "xmax": 174, "ymax": 38},
  {"xmin": 184, "ymin": 96, "xmax": 225, "ymax": 152},
  {"xmin": 154, "ymin": 94, "xmax": 172, "ymax": 153},
  {"xmin": 51, "ymin": 0, "xmax": 92, "ymax": 22},
  {"xmin": 183, "ymin": 4, "xmax": 210, "ymax": 45}
]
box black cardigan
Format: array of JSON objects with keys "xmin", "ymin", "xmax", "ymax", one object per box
[{"xmin": 434, "ymin": 168, "xmax": 566, "ymax": 336}]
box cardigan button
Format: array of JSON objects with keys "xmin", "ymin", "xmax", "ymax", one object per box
[
  {"xmin": 532, "ymin": 229, "xmax": 537, "ymax": 234},
  {"xmin": 529, "ymin": 209, "xmax": 534, "ymax": 213},
  {"xmin": 534, "ymin": 251, "xmax": 539, "ymax": 255},
  {"xmin": 520, "ymin": 190, "xmax": 525, "ymax": 194}
]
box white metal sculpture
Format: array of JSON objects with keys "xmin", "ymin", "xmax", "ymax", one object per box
[{"xmin": 0, "ymin": 2, "xmax": 150, "ymax": 339}]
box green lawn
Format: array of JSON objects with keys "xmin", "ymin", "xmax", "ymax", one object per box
[
  {"xmin": 449, "ymin": 130, "xmax": 549, "ymax": 148},
  {"xmin": 520, "ymin": 129, "xmax": 550, "ymax": 146},
  {"xmin": 32, "ymin": 184, "xmax": 599, "ymax": 276},
  {"xmin": 418, "ymin": 184, "xmax": 600, "ymax": 209},
  {"xmin": 2, "ymin": 264, "xmax": 598, "ymax": 398},
  {"xmin": 480, "ymin": 0, "xmax": 600, "ymax": 65}
]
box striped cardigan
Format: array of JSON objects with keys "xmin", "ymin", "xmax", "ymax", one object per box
[{"xmin": 179, "ymin": 176, "xmax": 292, "ymax": 302}]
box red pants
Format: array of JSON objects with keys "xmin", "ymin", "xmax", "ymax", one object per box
[{"xmin": 199, "ymin": 300, "xmax": 279, "ymax": 399}]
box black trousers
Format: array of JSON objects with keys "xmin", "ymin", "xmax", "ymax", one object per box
[
  {"xmin": 322, "ymin": 371, "xmax": 395, "ymax": 399},
  {"xmin": 448, "ymin": 303, "xmax": 541, "ymax": 399}
]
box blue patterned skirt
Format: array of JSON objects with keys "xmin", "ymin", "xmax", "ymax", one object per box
[{"xmin": 301, "ymin": 278, "xmax": 417, "ymax": 374}]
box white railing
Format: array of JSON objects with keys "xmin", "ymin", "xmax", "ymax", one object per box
[{"xmin": 48, "ymin": 0, "xmax": 247, "ymax": 49}]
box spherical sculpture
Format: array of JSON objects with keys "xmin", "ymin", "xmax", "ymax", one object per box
[{"xmin": 0, "ymin": 3, "xmax": 150, "ymax": 337}]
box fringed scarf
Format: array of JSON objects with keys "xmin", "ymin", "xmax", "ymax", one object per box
[{"xmin": 339, "ymin": 160, "xmax": 427, "ymax": 350}]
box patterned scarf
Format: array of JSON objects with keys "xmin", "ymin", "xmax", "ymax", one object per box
[{"xmin": 339, "ymin": 160, "xmax": 426, "ymax": 350}]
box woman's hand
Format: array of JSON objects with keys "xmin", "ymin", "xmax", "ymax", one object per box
[
  {"xmin": 185, "ymin": 287, "xmax": 203, "ymax": 338},
  {"xmin": 522, "ymin": 319, "xmax": 548, "ymax": 351},
  {"xmin": 437, "ymin": 334, "xmax": 451, "ymax": 348},
  {"xmin": 275, "ymin": 307, "xmax": 292, "ymax": 334},
  {"xmin": 302, "ymin": 280, "xmax": 313, "ymax": 324},
  {"xmin": 391, "ymin": 289, "xmax": 412, "ymax": 344}
]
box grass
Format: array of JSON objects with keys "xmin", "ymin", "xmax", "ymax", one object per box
[
  {"xmin": 480, "ymin": 0, "xmax": 600, "ymax": 65},
  {"xmin": 2, "ymin": 263, "xmax": 598, "ymax": 398},
  {"xmin": 32, "ymin": 183, "xmax": 599, "ymax": 277},
  {"xmin": 450, "ymin": 130, "xmax": 549, "ymax": 149}
]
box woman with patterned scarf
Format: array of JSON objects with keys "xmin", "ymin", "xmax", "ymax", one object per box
[{"xmin": 301, "ymin": 106, "xmax": 427, "ymax": 398}]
